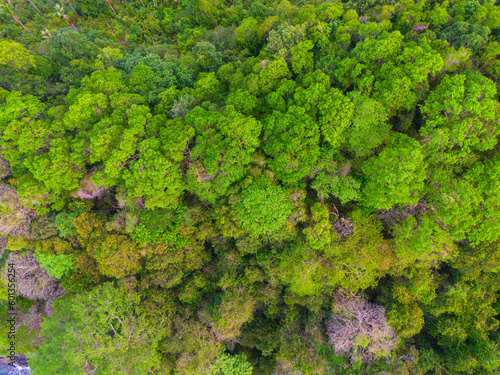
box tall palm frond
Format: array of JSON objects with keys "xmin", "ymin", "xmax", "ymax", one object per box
[
  {"xmin": 26, "ymin": 0, "xmax": 41, "ymax": 13},
  {"xmin": 65, "ymin": 0, "xmax": 79, "ymax": 17},
  {"xmin": 63, "ymin": 13, "xmax": 77, "ymax": 30},
  {"xmin": 0, "ymin": 1, "xmax": 33, "ymax": 34}
]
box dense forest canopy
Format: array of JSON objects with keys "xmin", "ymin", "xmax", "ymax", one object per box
[{"xmin": 1, "ymin": 0, "xmax": 500, "ymax": 373}]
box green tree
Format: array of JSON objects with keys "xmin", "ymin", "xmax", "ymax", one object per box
[
  {"xmin": 420, "ymin": 72, "xmax": 500, "ymax": 165},
  {"xmin": 438, "ymin": 21, "xmax": 491, "ymax": 52},
  {"xmin": 259, "ymin": 57, "xmax": 292, "ymax": 94},
  {"xmin": 262, "ymin": 106, "xmax": 320, "ymax": 184},
  {"xmin": 361, "ymin": 133, "xmax": 427, "ymax": 211},
  {"xmin": 33, "ymin": 253, "xmax": 73, "ymax": 279},
  {"xmin": 0, "ymin": 39, "xmax": 36, "ymax": 73},
  {"xmin": 347, "ymin": 92, "xmax": 391, "ymax": 158},
  {"xmin": 30, "ymin": 283, "xmax": 167, "ymax": 374},
  {"xmin": 205, "ymin": 353, "xmax": 254, "ymax": 375},
  {"xmin": 318, "ymin": 88, "xmax": 355, "ymax": 148},
  {"xmin": 236, "ymin": 176, "xmax": 293, "ymax": 235},
  {"xmin": 122, "ymin": 138, "xmax": 185, "ymax": 210},
  {"xmin": 234, "ymin": 17, "xmax": 262, "ymax": 54},
  {"xmin": 185, "ymin": 106, "xmax": 261, "ymax": 203}
]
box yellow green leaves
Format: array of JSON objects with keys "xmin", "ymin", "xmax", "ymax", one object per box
[
  {"xmin": 420, "ymin": 72, "xmax": 500, "ymax": 164},
  {"xmin": 478, "ymin": 41, "xmax": 500, "ymax": 78},
  {"xmin": 33, "ymin": 253, "xmax": 73, "ymax": 279},
  {"xmin": 319, "ymin": 88, "xmax": 355, "ymax": 148},
  {"xmin": 31, "ymin": 282, "xmax": 167, "ymax": 374},
  {"xmin": 303, "ymin": 203, "xmax": 334, "ymax": 250},
  {"xmin": 237, "ymin": 176, "xmax": 293, "ymax": 235},
  {"xmin": 122, "ymin": 139, "xmax": 185, "ymax": 210},
  {"xmin": 361, "ymin": 133, "xmax": 426, "ymax": 210},
  {"xmin": 0, "ymin": 39, "xmax": 36, "ymax": 73},
  {"xmin": 392, "ymin": 215, "xmax": 455, "ymax": 261},
  {"xmin": 290, "ymin": 40, "xmax": 314, "ymax": 76},
  {"xmin": 92, "ymin": 234, "xmax": 142, "ymax": 278},
  {"xmin": 235, "ymin": 16, "xmax": 261, "ymax": 51},
  {"xmin": 262, "ymin": 106, "xmax": 320, "ymax": 183},
  {"xmin": 259, "ymin": 57, "xmax": 291, "ymax": 94},
  {"xmin": 226, "ymin": 89, "xmax": 259, "ymax": 115},
  {"xmin": 63, "ymin": 92, "xmax": 108, "ymax": 131},
  {"xmin": 185, "ymin": 106, "xmax": 261, "ymax": 202},
  {"xmin": 81, "ymin": 67, "xmax": 127, "ymax": 96},
  {"xmin": 159, "ymin": 117, "xmax": 195, "ymax": 162},
  {"xmin": 346, "ymin": 92, "xmax": 390, "ymax": 157},
  {"xmin": 426, "ymin": 167, "xmax": 482, "ymax": 241},
  {"xmin": 193, "ymin": 71, "xmax": 221, "ymax": 102}
]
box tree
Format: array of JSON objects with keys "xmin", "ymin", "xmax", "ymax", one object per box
[
  {"xmin": 49, "ymin": 28, "xmax": 98, "ymax": 66},
  {"xmin": 265, "ymin": 23, "xmax": 306, "ymax": 58},
  {"xmin": 420, "ymin": 72, "xmax": 500, "ymax": 165},
  {"xmin": 236, "ymin": 176, "xmax": 293, "ymax": 235},
  {"xmin": 30, "ymin": 282, "xmax": 167, "ymax": 375},
  {"xmin": 320, "ymin": 209, "xmax": 394, "ymax": 292},
  {"xmin": 122, "ymin": 138, "xmax": 185, "ymax": 210},
  {"xmin": 326, "ymin": 293, "xmax": 397, "ymax": 364},
  {"xmin": 262, "ymin": 105, "xmax": 320, "ymax": 184},
  {"xmin": 0, "ymin": 39, "xmax": 36, "ymax": 73},
  {"xmin": 361, "ymin": 133, "xmax": 426, "ymax": 211},
  {"xmin": 234, "ymin": 17, "xmax": 262, "ymax": 54},
  {"xmin": 347, "ymin": 92, "xmax": 391, "ymax": 158},
  {"xmin": 205, "ymin": 353, "xmax": 253, "ymax": 375},
  {"xmin": 303, "ymin": 203, "xmax": 332, "ymax": 250},
  {"xmin": 290, "ymin": 40, "xmax": 314, "ymax": 76},
  {"xmin": 318, "ymin": 88, "xmax": 355, "ymax": 148},
  {"xmin": 202, "ymin": 286, "xmax": 257, "ymax": 341},
  {"xmin": 438, "ymin": 21, "xmax": 490, "ymax": 52},
  {"xmin": 425, "ymin": 167, "xmax": 483, "ymax": 242},
  {"xmin": 90, "ymin": 103, "xmax": 152, "ymax": 188},
  {"xmin": 33, "ymin": 253, "xmax": 73, "ymax": 279},
  {"xmin": 185, "ymin": 106, "xmax": 261, "ymax": 203},
  {"xmin": 88, "ymin": 234, "xmax": 142, "ymax": 279},
  {"xmin": 258, "ymin": 57, "xmax": 292, "ymax": 94}
]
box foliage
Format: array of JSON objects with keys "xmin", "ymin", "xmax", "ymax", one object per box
[
  {"xmin": 205, "ymin": 352, "xmax": 253, "ymax": 375},
  {"xmin": 361, "ymin": 133, "xmax": 426, "ymax": 210},
  {"xmin": 3, "ymin": 0, "xmax": 500, "ymax": 373},
  {"xmin": 237, "ymin": 177, "xmax": 293, "ymax": 235},
  {"xmin": 30, "ymin": 282, "xmax": 167, "ymax": 374},
  {"xmin": 33, "ymin": 252, "xmax": 73, "ymax": 279}
]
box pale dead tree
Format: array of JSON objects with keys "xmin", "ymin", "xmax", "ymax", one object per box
[
  {"xmin": 72, "ymin": 171, "xmax": 106, "ymax": 200},
  {"xmin": 0, "ymin": 182, "xmax": 36, "ymax": 238},
  {"xmin": 332, "ymin": 217, "xmax": 353, "ymax": 238},
  {"xmin": 4, "ymin": 251, "xmax": 65, "ymax": 301},
  {"xmin": 326, "ymin": 292, "xmax": 397, "ymax": 364}
]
